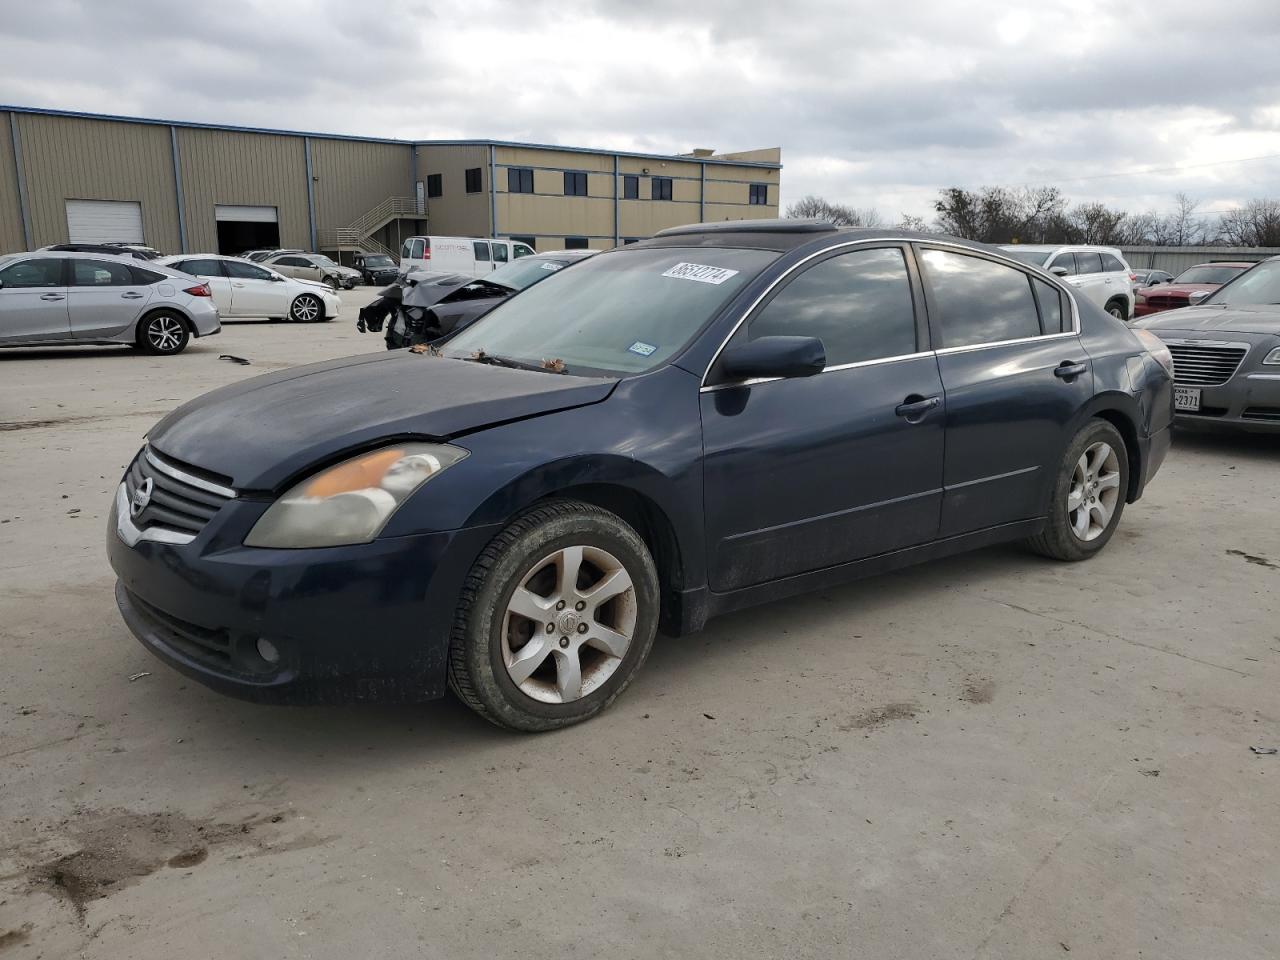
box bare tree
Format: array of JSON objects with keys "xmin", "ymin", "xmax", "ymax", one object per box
[
  {"xmin": 1063, "ymin": 203, "xmax": 1130, "ymax": 245},
  {"xmin": 1159, "ymin": 193, "xmax": 1205, "ymax": 246},
  {"xmin": 1217, "ymin": 198, "xmax": 1280, "ymax": 246},
  {"xmin": 931, "ymin": 185, "xmax": 1066, "ymax": 243},
  {"xmin": 897, "ymin": 214, "xmax": 929, "ymax": 232},
  {"xmin": 785, "ymin": 195, "xmax": 884, "ymax": 228}
]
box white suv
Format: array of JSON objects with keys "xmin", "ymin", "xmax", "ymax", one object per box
[{"xmin": 1000, "ymin": 245, "xmax": 1135, "ymax": 320}]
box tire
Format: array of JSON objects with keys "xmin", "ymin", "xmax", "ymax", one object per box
[
  {"xmin": 324, "ymin": 275, "xmax": 340, "ymax": 290},
  {"xmin": 135, "ymin": 311, "xmax": 190, "ymax": 355},
  {"xmin": 1025, "ymin": 419, "xmax": 1129, "ymax": 561},
  {"xmin": 1105, "ymin": 300, "xmax": 1128, "ymax": 321},
  {"xmin": 289, "ymin": 293, "xmax": 323, "ymax": 323},
  {"xmin": 447, "ymin": 499, "xmax": 660, "ymax": 732}
]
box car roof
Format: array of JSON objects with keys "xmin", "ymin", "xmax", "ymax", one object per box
[
  {"xmin": 638, "ymin": 220, "xmax": 1001, "ymax": 255},
  {"xmin": 999, "ymin": 243, "xmax": 1124, "ymax": 255},
  {"xmin": 1183, "ymin": 261, "xmax": 1254, "ymax": 269},
  {"xmin": 531, "ymin": 250, "xmax": 597, "ymax": 261}
]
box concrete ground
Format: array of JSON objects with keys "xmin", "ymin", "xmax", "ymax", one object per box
[{"xmin": 1, "ymin": 290, "xmax": 1277, "ymax": 959}]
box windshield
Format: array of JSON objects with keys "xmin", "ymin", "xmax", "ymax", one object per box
[
  {"xmin": 312, "ymin": 255, "xmax": 338, "ymax": 267},
  {"xmin": 1000, "ymin": 248, "xmax": 1052, "ymax": 267},
  {"xmin": 364, "ymin": 255, "xmax": 394, "ymax": 267},
  {"xmin": 1174, "ymin": 265, "xmax": 1246, "ymax": 285},
  {"xmin": 1203, "ymin": 260, "xmax": 1280, "ymax": 306},
  {"xmin": 444, "ymin": 246, "xmax": 779, "ymax": 375},
  {"xmin": 481, "ymin": 257, "xmax": 575, "ymax": 292}
]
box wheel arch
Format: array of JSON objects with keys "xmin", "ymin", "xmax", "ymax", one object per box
[
  {"xmin": 138, "ymin": 304, "xmax": 197, "ymax": 336},
  {"xmin": 1078, "ymin": 396, "xmax": 1142, "ymax": 502}
]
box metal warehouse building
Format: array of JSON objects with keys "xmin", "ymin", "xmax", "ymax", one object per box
[{"xmin": 0, "ymin": 105, "xmax": 781, "ymax": 260}]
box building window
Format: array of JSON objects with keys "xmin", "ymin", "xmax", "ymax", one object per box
[
  {"xmin": 651, "ymin": 177, "xmax": 673, "ymax": 201},
  {"xmin": 508, "ymin": 167, "xmax": 534, "ymax": 194},
  {"xmin": 509, "ymin": 235, "xmax": 537, "ymax": 252},
  {"xmin": 564, "ymin": 171, "xmax": 588, "ymax": 197},
  {"xmin": 622, "ymin": 237, "xmax": 644, "ymax": 245},
  {"xmin": 465, "ymin": 168, "xmax": 483, "ymax": 193},
  {"xmin": 623, "ymin": 175, "xmax": 639, "ymax": 200},
  {"xmin": 749, "ymin": 183, "xmax": 769, "ymax": 205},
  {"xmin": 565, "ymin": 237, "xmax": 589, "ymax": 250},
  {"xmin": 426, "ymin": 174, "xmax": 443, "ymax": 198}
]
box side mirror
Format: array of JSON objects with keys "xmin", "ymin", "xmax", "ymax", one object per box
[
  {"xmin": 720, "ymin": 336, "xmax": 826, "ymax": 381},
  {"xmin": 1189, "ymin": 290, "xmax": 1210, "ymax": 303},
  {"xmin": 1050, "ymin": 266, "xmax": 1069, "ymax": 277},
  {"xmin": 269, "ymin": 274, "xmax": 284, "ymax": 282}
]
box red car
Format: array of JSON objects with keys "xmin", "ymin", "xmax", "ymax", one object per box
[{"xmin": 1133, "ymin": 262, "xmax": 1253, "ymax": 316}]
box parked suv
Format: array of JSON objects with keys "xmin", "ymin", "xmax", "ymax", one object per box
[
  {"xmin": 1001, "ymin": 245, "xmax": 1135, "ymax": 320},
  {"xmin": 108, "ymin": 221, "xmax": 1173, "ymax": 730}
]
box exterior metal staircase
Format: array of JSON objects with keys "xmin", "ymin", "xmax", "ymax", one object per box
[{"xmin": 319, "ymin": 196, "xmax": 422, "ymax": 257}]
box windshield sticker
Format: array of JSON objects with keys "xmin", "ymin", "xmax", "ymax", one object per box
[
  {"xmin": 540, "ymin": 262, "xmax": 563, "ymax": 271},
  {"xmin": 627, "ymin": 341, "xmax": 658, "ymax": 357},
  {"xmin": 661, "ymin": 262, "xmax": 740, "ymax": 285}
]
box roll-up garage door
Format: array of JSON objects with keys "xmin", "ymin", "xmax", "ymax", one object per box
[
  {"xmin": 215, "ymin": 205, "xmax": 278, "ymax": 223},
  {"xmin": 65, "ymin": 200, "xmax": 144, "ymax": 243}
]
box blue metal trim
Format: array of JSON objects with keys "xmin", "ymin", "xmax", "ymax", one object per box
[
  {"xmin": 8, "ymin": 113, "xmax": 32, "ymax": 248},
  {"xmin": 488, "ymin": 144, "xmax": 497, "ymax": 235},
  {"xmin": 613, "ymin": 154, "xmax": 620, "ymax": 246},
  {"xmin": 304, "ymin": 137, "xmax": 317, "ymax": 252},
  {"xmin": 169, "ymin": 125, "xmax": 188, "ymax": 253},
  {"xmin": 434, "ymin": 138, "xmax": 782, "ymax": 169},
  {"xmin": 700, "ymin": 161, "xmax": 706, "ymax": 222}
]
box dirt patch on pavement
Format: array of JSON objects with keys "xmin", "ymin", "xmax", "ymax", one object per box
[
  {"xmin": 961, "ymin": 679, "xmax": 996, "ymax": 704},
  {"xmin": 1226, "ymin": 549, "xmax": 1277, "ymax": 569},
  {"xmin": 0, "ymin": 924, "xmax": 33, "ymax": 950},
  {"xmin": 841, "ymin": 702, "xmax": 919, "ymax": 730}
]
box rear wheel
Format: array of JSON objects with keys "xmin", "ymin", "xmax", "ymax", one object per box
[
  {"xmin": 135, "ymin": 311, "xmax": 190, "ymax": 355},
  {"xmin": 1105, "ymin": 299, "xmax": 1128, "ymax": 320},
  {"xmin": 448, "ymin": 499, "xmax": 660, "ymax": 731},
  {"xmin": 288, "ymin": 293, "xmax": 323, "ymax": 323},
  {"xmin": 1025, "ymin": 419, "xmax": 1128, "ymax": 561}
]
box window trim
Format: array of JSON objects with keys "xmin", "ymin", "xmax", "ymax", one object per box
[
  {"xmin": 464, "ymin": 167, "xmax": 483, "ymax": 194},
  {"xmin": 651, "ymin": 176, "xmax": 673, "ymax": 201},
  {"xmin": 425, "ymin": 173, "xmax": 443, "ymax": 199},
  {"xmin": 563, "ymin": 171, "xmax": 588, "ymax": 197},
  {"xmin": 749, "ymin": 183, "xmax": 769, "ymax": 205},
  {"xmin": 698, "ymin": 238, "xmax": 1079, "ymax": 391},
  {"xmin": 622, "ymin": 175, "xmax": 639, "ymax": 200},
  {"xmin": 0, "ymin": 256, "xmax": 68, "ymax": 288},
  {"xmin": 508, "ymin": 167, "xmax": 534, "ymax": 194}
]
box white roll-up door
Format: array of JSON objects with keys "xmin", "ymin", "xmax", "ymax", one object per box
[
  {"xmin": 65, "ymin": 200, "xmax": 144, "ymax": 243},
  {"xmin": 215, "ymin": 205, "xmax": 278, "ymax": 223}
]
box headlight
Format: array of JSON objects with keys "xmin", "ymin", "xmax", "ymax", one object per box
[
  {"xmin": 1132, "ymin": 329, "xmax": 1175, "ymax": 378},
  {"xmin": 244, "ymin": 443, "xmax": 467, "ymax": 548},
  {"xmin": 1135, "ymin": 293, "xmax": 1146, "ymax": 304},
  {"xmin": 1264, "ymin": 346, "xmax": 1280, "ymax": 365}
]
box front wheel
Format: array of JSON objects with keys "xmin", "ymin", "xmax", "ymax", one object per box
[
  {"xmin": 448, "ymin": 500, "xmax": 660, "ymax": 731},
  {"xmin": 324, "ymin": 275, "xmax": 340, "ymax": 290},
  {"xmin": 135, "ymin": 311, "xmax": 190, "ymax": 355},
  {"xmin": 1025, "ymin": 419, "xmax": 1129, "ymax": 561},
  {"xmin": 288, "ymin": 293, "xmax": 323, "ymax": 323}
]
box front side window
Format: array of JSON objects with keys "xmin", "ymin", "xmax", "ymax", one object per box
[
  {"xmin": 512, "ymin": 240, "xmax": 536, "ymax": 257},
  {"xmin": 473, "ymin": 241, "xmax": 490, "ymax": 262},
  {"xmin": 747, "ymin": 247, "xmax": 917, "ymax": 366},
  {"xmin": 492, "ymin": 243, "xmax": 509, "ymax": 264},
  {"xmin": 623, "ymin": 175, "xmax": 639, "ymax": 200},
  {"xmin": 0, "ymin": 258, "xmax": 63, "ymax": 287},
  {"xmin": 1047, "ymin": 252, "xmax": 1077, "ymax": 276},
  {"xmin": 445, "ymin": 246, "xmax": 779, "ymax": 376},
  {"xmin": 749, "ymin": 183, "xmax": 769, "ymax": 205},
  {"xmin": 225, "ymin": 260, "xmax": 273, "ymax": 280},
  {"xmin": 651, "ymin": 177, "xmax": 673, "ymax": 201},
  {"xmin": 72, "ymin": 259, "xmax": 135, "ymax": 286},
  {"xmin": 920, "ymin": 249, "xmax": 1041, "ymax": 348},
  {"xmin": 177, "ymin": 258, "xmax": 226, "ymax": 278},
  {"xmin": 564, "ymin": 171, "xmax": 588, "ymax": 197},
  {"xmin": 426, "ymin": 173, "xmax": 443, "ymax": 198},
  {"xmin": 1074, "ymin": 251, "xmax": 1104, "ymax": 275},
  {"xmin": 464, "ymin": 167, "xmax": 482, "ymax": 193},
  {"xmin": 508, "ymin": 168, "xmax": 534, "ymax": 194}
]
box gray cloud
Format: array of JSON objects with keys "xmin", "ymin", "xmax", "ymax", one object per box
[{"xmin": 2, "ymin": 0, "xmax": 1279, "ymax": 219}]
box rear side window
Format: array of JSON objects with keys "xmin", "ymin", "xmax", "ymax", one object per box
[
  {"xmin": 276, "ymin": 256, "xmax": 308, "ymax": 267},
  {"xmin": 1100, "ymin": 253, "xmax": 1126, "ymax": 273},
  {"xmin": 0, "ymin": 258, "xmax": 63, "ymax": 287},
  {"xmin": 1033, "ymin": 278, "xmax": 1067, "ymax": 333},
  {"xmin": 921, "ymin": 249, "xmax": 1041, "ymax": 348},
  {"xmin": 1075, "ymin": 251, "xmax": 1104, "ymax": 275},
  {"xmin": 72, "ymin": 259, "xmax": 134, "ymax": 286},
  {"xmin": 1048, "ymin": 252, "xmax": 1077, "ymax": 276},
  {"xmin": 473, "ymin": 241, "xmax": 490, "ymax": 262},
  {"xmin": 130, "ymin": 266, "xmax": 166, "ymax": 285},
  {"xmin": 748, "ymin": 247, "xmax": 918, "ymax": 366}
]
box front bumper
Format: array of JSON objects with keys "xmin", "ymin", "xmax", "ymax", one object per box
[
  {"xmin": 1173, "ymin": 371, "xmax": 1280, "ymax": 432},
  {"xmin": 107, "ymin": 490, "xmax": 502, "ymax": 704},
  {"xmin": 320, "ymin": 291, "xmax": 342, "ymax": 318}
]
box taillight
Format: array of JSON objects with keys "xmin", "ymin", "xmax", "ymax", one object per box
[
  {"xmin": 1129, "ymin": 274, "xmax": 1138, "ymax": 282},
  {"xmin": 183, "ymin": 283, "xmax": 212, "ymax": 297}
]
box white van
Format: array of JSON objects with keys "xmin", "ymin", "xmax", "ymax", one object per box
[{"xmin": 399, "ymin": 236, "xmax": 536, "ymax": 277}]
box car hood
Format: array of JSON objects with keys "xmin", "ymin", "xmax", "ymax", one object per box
[
  {"xmin": 1140, "ymin": 283, "xmax": 1216, "ymax": 297},
  {"xmin": 147, "ymin": 352, "xmax": 616, "ymax": 490},
  {"xmin": 402, "ymin": 275, "xmax": 474, "ymax": 308},
  {"xmin": 296, "ymin": 278, "xmax": 336, "ymax": 293},
  {"xmin": 1133, "ymin": 304, "xmax": 1280, "ymax": 336}
]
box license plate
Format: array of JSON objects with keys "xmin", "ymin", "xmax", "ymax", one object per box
[{"xmin": 1174, "ymin": 385, "xmax": 1201, "ymax": 411}]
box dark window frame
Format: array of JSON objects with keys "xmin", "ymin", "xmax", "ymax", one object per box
[
  {"xmin": 564, "ymin": 171, "xmax": 588, "ymax": 197},
  {"xmin": 1074, "ymin": 251, "xmax": 1104, "ymax": 276},
  {"xmin": 651, "ymin": 176, "xmax": 673, "ymax": 201},
  {"xmin": 508, "ymin": 167, "xmax": 534, "ymax": 194},
  {"xmin": 0, "ymin": 257, "xmax": 67, "ymax": 288},
  {"xmin": 564, "ymin": 237, "xmax": 590, "ymax": 250},
  {"xmin": 473, "ymin": 241, "xmax": 491, "ymax": 262},
  {"xmin": 623, "ymin": 175, "xmax": 639, "ymax": 200},
  {"xmin": 71, "ymin": 258, "xmax": 138, "ymax": 287},
  {"xmin": 464, "ymin": 167, "xmax": 483, "ymax": 194},
  {"xmin": 508, "ymin": 236, "xmax": 537, "ymax": 253},
  {"xmin": 749, "ymin": 183, "xmax": 769, "ymax": 205},
  {"xmin": 426, "ymin": 173, "xmax": 443, "ymax": 198},
  {"xmin": 174, "ymin": 258, "xmax": 228, "ymax": 279},
  {"xmin": 915, "ymin": 244, "xmax": 1057, "ymax": 349}
]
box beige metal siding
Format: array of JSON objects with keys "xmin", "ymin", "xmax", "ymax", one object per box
[
  {"xmin": 416, "ymin": 144, "xmax": 490, "ymax": 237},
  {"xmin": 14, "ymin": 113, "xmax": 180, "ymax": 251},
  {"xmin": 311, "ymin": 138, "xmax": 412, "ymax": 230},
  {"xmin": 0, "ymin": 112, "xmax": 25, "ymax": 253},
  {"xmin": 175, "ymin": 127, "xmax": 310, "ymax": 252},
  {"xmin": 498, "ymin": 193, "xmax": 617, "ymax": 241},
  {"xmin": 499, "ymin": 146, "xmax": 615, "ymax": 174}
]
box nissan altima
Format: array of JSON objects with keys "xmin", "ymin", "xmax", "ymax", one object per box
[{"xmin": 107, "ymin": 221, "xmax": 1174, "ymax": 730}]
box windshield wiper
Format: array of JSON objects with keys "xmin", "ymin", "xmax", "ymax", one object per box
[{"xmin": 461, "ymin": 351, "xmax": 540, "ymax": 371}]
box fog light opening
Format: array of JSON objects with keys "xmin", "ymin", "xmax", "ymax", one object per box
[{"xmin": 256, "ymin": 637, "xmax": 281, "ymax": 665}]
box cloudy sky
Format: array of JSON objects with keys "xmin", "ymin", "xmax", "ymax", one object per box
[{"xmin": 3, "ymin": 0, "xmax": 1279, "ymax": 222}]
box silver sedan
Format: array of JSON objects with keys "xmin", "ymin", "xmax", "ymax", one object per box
[{"xmin": 0, "ymin": 251, "xmax": 220, "ymax": 355}]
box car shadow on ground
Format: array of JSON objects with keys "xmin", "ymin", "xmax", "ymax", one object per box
[{"xmin": 1170, "ymin": 426, "xmax": 1279, "ymax": 460}]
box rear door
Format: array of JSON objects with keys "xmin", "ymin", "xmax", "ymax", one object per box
[
  {"xmin": 916, "ymin": 245, "xmax": 1093, "ymax": 537},
  {"xmin": 0, "ymin": 258, "xmax": 70, "ymax": 343},
  {"xmin": 67, "ymin": 258, "xmax": 155, "ymax": 338},
  {"xmin": 1068, "ymin": 250, "xmax": 1108, "ymax": 310},
  {"xmin": 472, "ymin": 241, "xmax": 492, "ymax": 275},
  {"xmin": 174, "ymin": 258, "xmax": 233, "ymax": 314},
  {"xmin": 1100, "ymin": 252, "xmax": 1132, "ymax": 315},
  {"xmin": 701, "ymin": 244, "xmax": 945, "ymax": 590},
  {"xmin": 224, "ymin": 258, "xmax": 285, "ymax": 317}
]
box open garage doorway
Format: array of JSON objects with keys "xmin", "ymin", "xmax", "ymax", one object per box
[{"xmin": 215, "ymin": 205, "xmax": 280, "ymax": 255}]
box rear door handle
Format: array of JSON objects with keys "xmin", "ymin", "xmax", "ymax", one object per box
[
  {"xmin": 40, "ymin": 293, "xmax": 65, "ymax": 301},
  {"xmin": 895, "ymin": 395, "xmax": 940, "ymax": 421},
  {"xmin": 232, "ymin": 283, "xmax": 246, "ymax": 288},
  {"xmin": 1055, "ymin": 361, "xmax": 1088, "ymax": 381},
  {"xmin": 121, "ymin": 292, "xmax": 145, "ymax": 299}
]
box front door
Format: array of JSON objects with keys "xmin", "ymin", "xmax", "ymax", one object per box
[
  {"xmin": 700, "ymin": 245, "xmax": 945, "ymax": 592},
  {"xmin": 0, "ymin": 258, "xmax": 70, "ymax": 343},
  {"xmin": 67, "ymin": 258, "xmax": 154, "ymax": 338},
  {"xmin": 224, "ymin": 259, "xmax": 284, "ymax": 317},
  {"xmin": 915, "ymin": 245, "xmax": 1095, "ymax": 537}
]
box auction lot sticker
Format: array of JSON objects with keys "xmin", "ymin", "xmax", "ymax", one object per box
[{"xmin": 662, "ymin": 262, "xmax": 740, "ymax": 285}]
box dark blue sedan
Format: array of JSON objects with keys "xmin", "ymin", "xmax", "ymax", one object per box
[{"xmin": 107, "ymin": 221, "xmax": 1175, "ymax": 730}]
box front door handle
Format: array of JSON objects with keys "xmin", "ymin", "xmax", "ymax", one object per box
[
  {"xmin": 121, "ymin": 292, "xmax": 145, "ymax": 299},
  {"xmin": 40, "ymin": 293, "xmax": 65, "ymax": 301},
  {"xmin": 232, "ymin": 283, "xmax": 246, "ymax": 288},
  {"xmin": 895, "ymin": 395, "xmax": 940, "ymax": 421},
  {"xmin": 1055, "ymin": 361, "xmax": 1088, "ymax": 381}
]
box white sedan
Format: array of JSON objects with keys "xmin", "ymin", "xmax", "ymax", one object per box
[{"xmin": 157, "ymin": 254, "xmax": 341, "ymax": 322}]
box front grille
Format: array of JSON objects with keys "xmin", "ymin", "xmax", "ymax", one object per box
[
  {"xmin": 1166, "ymin": 343, "xmax": 1248, "ymax": 386},
  {"xmin": 1147, "ymin": 295, "xmax": 1188, "ymax": 310},
  {"xmin": 130, "ymin": 589, "xmax": 233, "ymax": 668},
  {"xmin": 1243, "ymin": 406, "xmax": 1280, "ymax": 422},
  {"xmin": 124, "ymin": 446, "xmax": 235, "ymax": 538}
]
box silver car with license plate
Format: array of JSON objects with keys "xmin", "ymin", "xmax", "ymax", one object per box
[
  {"xmin": 1133, "ymin": 256, "xmax": 1280, "ymax": 432},
  {"xmin": 0, "ymin": 251, "xmax": 220, "ymax": 355}
]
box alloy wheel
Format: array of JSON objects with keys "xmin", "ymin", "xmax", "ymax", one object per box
[
  {"xmin": 501, "ymin": 545, "xmax": 637, "ymax": 704},
  {"xmin": 147, "ymin": 315, "xmax": 184, "ymax": 352},
  {"xmin": 292, "ymin": 296, "xmax": 319, "ymax": 322},
  {"xmin": 1067, "ymin": 441, "xmax": 1121, "ymax": 541}
]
